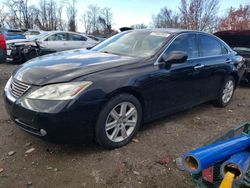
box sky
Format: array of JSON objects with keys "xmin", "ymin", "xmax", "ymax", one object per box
[
  {"xmin": 2, "ymin": 0, "xmax": 249, "ymax": 31},
  {"xmin": 76, "ymin": 0, "xmax": 250, "ymax": 31}
]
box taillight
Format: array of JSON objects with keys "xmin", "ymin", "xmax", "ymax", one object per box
[{"xmin": 0, "ymin": 34, "xmax": 7, "ymax": 51}]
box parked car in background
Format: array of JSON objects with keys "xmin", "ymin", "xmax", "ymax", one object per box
[
  {"xmin": 0, "ymin": 30, "xmax": 7, "ymax": 63},
  {"xmin": 0, "ymin": 29, "xmax": 26, "ymax": 40},
  {"xmin": 24, "ymin": 30, "xmax": 43, "ymax": 39},
  {"xmin": 36, "ymin": 31, "xmax": 99, "ymax": 51},
  {"xmin": 6, "ymin": 32, "xmax": 51, "ymax": 62},
  {"xmin": 6, "ymin": 31, "xmax": 99, "ymax": 63},
  {"xmin": 7, "ymin": 40, "xmax": 56, "ymax": 63},
  {"xmin": 4, "ymin": 29, "xmax": 245, "ymax": 148},
  {"xmin": 214, "ymin": 30, "xmax": 250, "ymax": 83}
]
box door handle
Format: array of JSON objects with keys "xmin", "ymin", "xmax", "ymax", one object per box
[
  {"xmin": 226, "ymin": 58, "xmax": 232, "ymax": 63},
  {"xmin": 194, "ymin": 64, "xmax": 205, "ymax": 70}
]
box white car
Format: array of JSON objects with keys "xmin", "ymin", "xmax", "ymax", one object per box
[
  {"xmin": 7, "ymin": 31, "xmax": 99, "ymax": 53},
  {"xmin": 37, "ymin": 31, "xmax": 99, "ymax": 51}
]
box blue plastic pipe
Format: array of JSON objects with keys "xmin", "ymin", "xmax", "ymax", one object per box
[
  {"xmin": 181, "ymin": 134, "xmax": 250, "ymax": 174},
  {"xmin": 220, "ymin": 151, "xmax": 250, "ymax": 181}
]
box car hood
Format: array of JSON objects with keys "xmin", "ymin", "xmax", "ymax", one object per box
[
  {"xmin": 13, "ymin": 49, "xmax": 138, "ymax": 85},
  {"xmin": 214, "ymin": 30, "xmax": 250, "ymax": 48},
  {"xmin": 6, "ymin": 39, "xmax": 32, "ymax": 44}
]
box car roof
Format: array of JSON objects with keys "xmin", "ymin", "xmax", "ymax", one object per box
[
  {"xmin": 47, "ymin": 31, "xmax": 86, "ymax": 35},
  {"xmin": 26, "ymin": 30, "xmax": 43, "ymax": 32},
  {"xmin": 126, "ymin": 28, "xmax": 210, "ymax": 36},
  {"xmin": 134, "ymin": 28, "xmax": 189, "ymax": 33}
]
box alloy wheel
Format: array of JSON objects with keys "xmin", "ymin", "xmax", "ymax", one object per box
[
  {"xmin": 105, "ymin": 102, "xmax": 138, "ymax": 142},
  {"xmin": 222, "ymin": 80, "xmax": 234, "ymax": 104}
]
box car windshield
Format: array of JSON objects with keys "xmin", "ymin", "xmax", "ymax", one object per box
[{"xmin": 92, "ymin": 31, "xmax": 169, "ymax": 58}]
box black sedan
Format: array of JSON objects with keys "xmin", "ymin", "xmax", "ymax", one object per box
[{"xmin": 4, "ymin": 29, "xmax": 245, "ymax": 148}]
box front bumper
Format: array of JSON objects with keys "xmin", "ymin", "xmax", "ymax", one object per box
[{"xmin": 4, "ymin": 90, "xmax": 104, "ymax": 141}]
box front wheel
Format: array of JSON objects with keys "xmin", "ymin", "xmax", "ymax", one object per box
[
  {"xmin": 214, "ymin": 76, "xmax": 235, "ymax": 107},
  {"xmin": 95, "ymin": 94, "xmax": 142, "ymax": 149}
]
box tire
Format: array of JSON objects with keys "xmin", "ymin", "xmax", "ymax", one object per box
[
  {"xmin": 0, "ymin": 49, "xmax": 6, "ymax": 64},
  {"xmin": 95, "ymin": 94, "xmax": 142, "ymax": 149},
  {"xmin": 214, "ymin": 76, "xmax": 235, "ymax": 107},
  {"xmin": 25, "ymin": 50, "xmax": 38, "ymax": 61}
]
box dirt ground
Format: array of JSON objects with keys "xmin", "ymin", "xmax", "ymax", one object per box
[{"xmin": 0, "ymin": 63, "xmax": 250, "ymax": 188}]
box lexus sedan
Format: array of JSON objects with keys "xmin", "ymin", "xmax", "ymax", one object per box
[{"xmin": 4, "ymin": 29, "xmax": 245, "ymax": 148}]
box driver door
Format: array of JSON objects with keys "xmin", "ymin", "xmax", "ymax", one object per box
[{"xmin": 151, "ymin": 33, "xmax": 205, "ymax": 116}]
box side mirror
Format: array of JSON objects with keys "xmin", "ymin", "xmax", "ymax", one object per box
[{"xmin": 160, "ymin": 51, "xmax": 188, "ymax": 67}]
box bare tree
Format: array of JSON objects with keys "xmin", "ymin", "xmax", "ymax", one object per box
[
  {"xmin": 57, "ymin": 2, "xmax": 66, "ymax": 30},
  {"xmin": 86, "ymin": 5, "xmax": 100, "ymax": 34},
  {"xmin": 152, "ymin": 7, "xmax": 180, "ymax": 28},
  {"xmin": 35, "ymin": 0, "xmax": 67, "ymax": 31},
  {"xmin": 0, "ymin": 5, "xmax": 8, "ymax": 27},
  {"xmin": 179, "ymin": 0, "xmax": 219, "ymax": 32},
  {"xmin": 82, "ymin": 13, "xmax": 91, "ymax": 34},
  {"xmin": 218, "ymin": 5, "xmax": 250, "ymax": 31},
  {"xmin": 130, "ymin": 23, "xmax": 148, "ymax": 29},
  {"xmin": 98, "ymin": 7, "xmax": 113, "ymax": 35},
  {"xmin": 81, "ymin": 5, "xmax": 114, "ymax": 36},
  {"xmin": 67, "ymin": 0, "xmax": 77, "ymax": 32}
]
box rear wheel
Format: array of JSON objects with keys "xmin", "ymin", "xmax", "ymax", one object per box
[
  {"xmin": 95, "ymin": 94, "xmax": 142, "ymax": 149},
  {"xmin": 0, "ymin": 49, "xmax": 6, "ymax": 63},
  {"xmin": 214, "ymin": 76, "xmax": 235, "ymax": 107}
]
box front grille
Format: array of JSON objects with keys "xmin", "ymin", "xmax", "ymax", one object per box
[{"xmin": 10, "ymin": 79, "xmax": 30, "ymax": 98}]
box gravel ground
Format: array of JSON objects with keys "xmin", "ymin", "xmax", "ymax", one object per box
[{"xmin": 0, "ymin": 63, "xmax": 250, "ymax": 188}]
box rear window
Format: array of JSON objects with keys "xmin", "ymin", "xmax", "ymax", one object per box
[
  {"xmin": 199, "ymin": 34, "xmax": 226, "ymax": 57},
  {"xmin": 46, "ymin": 33, "xmax": 67, "ymax": 41},
  {"xmin": 7, "ymin": 29, "xmax": 22, "ymax": 33},
  {"xmin": 68, "ymin": 33, "xmax": 87, "ymax": 41}
]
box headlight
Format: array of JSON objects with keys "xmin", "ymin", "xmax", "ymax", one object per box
[
  {"xmin": 27, "ymin": 81, "xmax": 92, "ymax": 100},
  {"xmin": 4, "ymin": 76, "xmax": 12, "ymax": 92}
]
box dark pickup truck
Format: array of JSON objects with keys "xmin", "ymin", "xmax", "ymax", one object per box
[{"xmin": 215, "ymin": 30, "xmax": 250, "ymax": 83}]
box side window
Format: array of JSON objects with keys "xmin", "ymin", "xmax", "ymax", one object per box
[
  {"xmin": 68, "ymin": 34, "xmax": 87, "ymax": 41},
  {"xmin": 32, "ymin": 31, "xmax": 40, "ymax": 35},
  {"xmin": 164, "ymin": 34, "xmax": 198, "ymax": 59},
  {"xmin": 46, "ymin": 33, "xmax": 67, "ymax": 41},
  {"xmin": 221, "ymin": 44, "xmax": 228, "ymax": 54},
  {"xmin": 199, "ymin": 34, "xmax": 224, "ymax": 57}
]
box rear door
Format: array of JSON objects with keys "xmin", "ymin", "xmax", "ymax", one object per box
[
  {"xmin": 67, "ymin": 33, "xmax": 89, "ymax": 50},
  {"xmin": 196, "ymin": 34, "xmax": 232, "ymax": 100},
  {"xmin": 42, "ymin": 33, "xmax": 68, "ymax": 51}
]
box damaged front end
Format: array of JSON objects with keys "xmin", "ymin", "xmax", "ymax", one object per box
[{"xmin": 7, "ymin": 41, "xmax": 56, "ymax": 64}]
